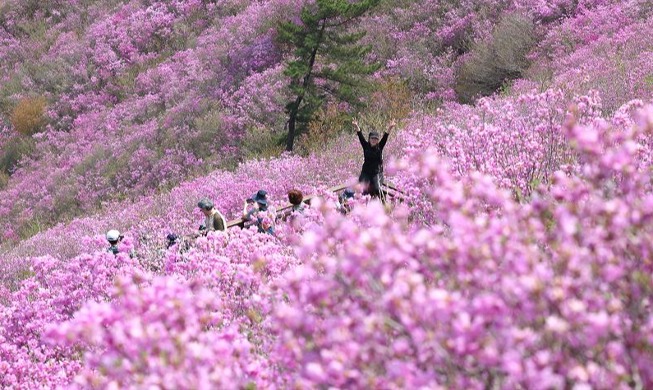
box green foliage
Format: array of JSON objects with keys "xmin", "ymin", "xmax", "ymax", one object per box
[
  {"xmin": 277, "ymin": 0, "xmax": 381, "ymax": 151},
  {"xmin": 113, "ymin": 56, "xmax": 171, "ymax": 104},
  {"xmin": 0, "ymin": 96, "xmax": 45, "ymax": 188},
  {"xmin": 525, "ymin": 62, "xmax": 556, "ymax": 92},
  {"xmin": 17, "ymin": 212, "xmax": 46, "ymax": 240},
  {"xmin": 644, "ymin": 74, "xmax": 653, "ymax": 87},
  {"xmin": 455, "ymin": 14, "xmax": 536, "ymax": 103},
  {"xmin": 0, "ymin": 74, "xmax": 24, "ymax": 116},
  {"xmin": 189, "ymin": 110, "xmax": 231, "ymax": 160},
  {"xmin": 295, "ymin": 102, "xmax": 351, "ymax": 155},
  {"xmin": 8, "ymin": 267, "xmax": 35, "ymax": 292},
  {"xmin": 25, "ymin": 60, "xmax": 77, "ymax": 97},
  {"xmin": 365, "ymin": 77, "xmax": 413, "ymax": 122},
  {"xmin": 0, "ymin": 171, "xmax": 9, "ymax": 189},
  {"xmin": 241, "ymin": 126, "xmax": 286, "ymax": 160},
  {"xmin": 0, "ymin": 136, "xmax": 35, "ymax": 175}
]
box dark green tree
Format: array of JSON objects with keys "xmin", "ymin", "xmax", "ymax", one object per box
[{"xmin": 278, "ymin": 0, "xmax": 381, "ymax": 151}]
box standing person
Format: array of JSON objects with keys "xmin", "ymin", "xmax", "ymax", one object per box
[
  {"xmin": 353, "ymin": 119, "xmax": 395, "ymax": 198},
  {"xmin": 197, "ymin": 198, "xmax": 227, "ymax": 235}
]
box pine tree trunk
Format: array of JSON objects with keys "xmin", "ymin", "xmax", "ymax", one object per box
[
  {"xmin": 285, "ymin": 22, "xmax": 326, "ymax": 152},
  {"xmin": 286, "ymin": 103, "xmax": 299, "ymax": 151}
]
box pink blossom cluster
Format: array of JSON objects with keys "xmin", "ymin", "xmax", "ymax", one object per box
[
  {"xmin": 49, "ymin": 275, "xmax": 270, "ymax": 389},
  {"xmin": 540, "ymin": 7, "xmax": 653, "ymax": 112},
  {"xmin": 87, "ymin": 2, "xmax": 191, "ymax": 79},
  {"xmin": 361, "ymin": 0, "xmax": 619, "ymax": 100},
  {"xmin": 398, "ymin": 89, "xmax": 603, "ymax": 201},
  {"xmin": 361, "ymin": 0, "xmax": 508, "ymax": 98},
  {"xmin": 1, "ymin": 251, "xmax": 140, "ymax": 387},
  {"xmin": 0, "ymin": 203, "xmax": 326, "ymax": 387},
  {"xmin": 2, "ymin": 1, "xmax": 653, "ymax": 386},
  {"xmin": 0, "ymin": 0, "xmax": 304, "ymax": 241},
  {"xmin": 271, "ymin": 104, "xmax": 653, "ymax": 388},
  {"xmin": 514, "ymin": 0, "xmax": 612, "ymax": 21},
  {"xmin": 3, "ymin": 104, "xmax": 653, "ymax": 388}
]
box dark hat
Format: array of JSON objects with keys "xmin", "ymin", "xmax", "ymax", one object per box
[
  {"xmin": 166, "ymin": 233, "xmax": 179, "ymax": 249},
  {"xmin": 197, "ymin": 198, "xmax": 214, "ymax": 210},
  {"xmin": 251, "ymin": 190, "xmax": 268, "ymax": 202},
  {"xmin": 369, "ymin": 131, "xmax": 380, "ymax": 140},
  {"xmin": 343, "ymin": 188, "xmax": 355, "ymax": 199}
]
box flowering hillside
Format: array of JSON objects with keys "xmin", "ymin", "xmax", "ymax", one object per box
[
  {"xmin": 2, "ymin": 0, "xmax": 653, "ymax": 388},
  {"xmin": 2, "ymin": 0, "xmax": 645, "ymax": 241},
  {"xmin": 3, "ymin": 103, "xmax": 653, "ymax": 388}
]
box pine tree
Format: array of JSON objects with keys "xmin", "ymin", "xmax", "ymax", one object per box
[{"xmin": 278, "ymin": 0, "xmax": 381, "ymax": 151}]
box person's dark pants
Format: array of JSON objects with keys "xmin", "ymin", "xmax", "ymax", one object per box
[{"xmin": 359, "ymin": 172, "xmax": 384, "ymax": 198}]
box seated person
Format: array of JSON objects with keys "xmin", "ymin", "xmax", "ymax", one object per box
[
  {"xmin": 106, "ymin": 229, "xmax": 123, "ymax": 255},
  {"xmin": 337, "ymin": 188, "xmax": 355, "ymax": 215},
  {"xmin": 244, "ymin": 190, "xmax": 276, "ymax": 235},
  {"xmin": 197, "ymin": 198, "xmax": 227, "ymax": 235},
  {"xmin": 288, "ymin": 189, "xmax": 305, "ymax": 213}
]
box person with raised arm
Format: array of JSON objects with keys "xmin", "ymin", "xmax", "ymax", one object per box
[{"xmin": 353, "ymin": 118, "xmax": 395, "ymax": 198}]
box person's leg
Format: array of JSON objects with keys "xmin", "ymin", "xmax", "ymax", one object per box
[
  {"xmin": 377, "ymin": 172, "xmax": 386, "ymax": 203},
  {"xmin": 369, "ymin": 174, "xmax": 382, "ymax": 198},
  {"xmin": 359, "ymin": 172, "xmax": 372, "ymax": 195}
]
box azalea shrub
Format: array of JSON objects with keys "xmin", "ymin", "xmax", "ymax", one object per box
[
  {"xmin": 0, "ymin": 0, "xmax": 646, "ymax": 242},
  {"xmin": 2, "ymin": 102, "xmax": 653, "ymax": 388},
  {"xmin": 2, "ymin": 0, "xmax": 653, "ymax": 388}
]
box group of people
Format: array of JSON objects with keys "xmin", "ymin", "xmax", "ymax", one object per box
[{"xmin": 105, "ymin": 119, "xmax": 394, "ymax": 254}]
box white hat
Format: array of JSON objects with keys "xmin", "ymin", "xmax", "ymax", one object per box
[{"xmin": 106, "ymin": 230, "xmax": 121, "ymax": 242}]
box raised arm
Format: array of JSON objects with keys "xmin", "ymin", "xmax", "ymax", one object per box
[
  {"xmin": 353, "ymin": 119, "xmax": 366, "ymax": 147},
  {"xmin": 379, "ymin": 119, "xmax": 395, "ymax": 149}
]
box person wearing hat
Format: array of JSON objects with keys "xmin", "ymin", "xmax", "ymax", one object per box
[
  {"xmin": 197, "ymin": 198, "xmax": 227, "ymax": 235},
  {"xmin": 337, "ymin": 188, "xmax": 355, "ymax": 215},
  {"xmin": 106, "ymin": 229, "xmax": 124, "ymax": 255},
  {"xmin": 352, "ymin": 119, "xmax": 395, "ymax": 198},
  {"xmin": 242, "ymin": 190, "xmax": 268, "ymax": 219},
  {"xmin": 166, "ymin": 233, "xmax": 180, "ymax": 249},
  {"xmin": 253, "ymin": 190, "xmax": 268, "ymax": 205},
  {"xmin": 166, "ymin": 232, "xmax": 191, "ymax": 253},
  {"xmin": 243, "ymin": 189, "xmax": 276, "ymax": 235}
]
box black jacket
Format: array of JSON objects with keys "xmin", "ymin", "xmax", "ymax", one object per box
[{"xmin": 358, "ymin": 131, "xmax": 389, "ymax": 176}]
